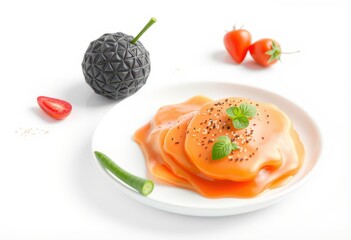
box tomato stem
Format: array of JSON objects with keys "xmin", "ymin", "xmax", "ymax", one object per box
[
  {"xmin": 232, "ymin": 24, "xmax": 244, "ymax": 30},
  {"xmin": 281, "ymin": 50, "xmax": 300, "ymax": 54},
  {"xmin": 131, "ymin": 17, "xmax": 157, "ymax": 45}
]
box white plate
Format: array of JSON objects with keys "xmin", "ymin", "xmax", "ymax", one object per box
[{"xmin": 92, "ymin": 82, "xmax": 322, "ymax": 217}]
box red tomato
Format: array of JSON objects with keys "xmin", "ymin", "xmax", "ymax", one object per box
[
  {"xmin": 249, "ymin": 38, "xmax": 281, "ymax": 67},
  {"xmin": 224, "ymin": 29, "xmax": 252, "ymax": 64},
  {"xmin": 37, "ymin": 96, "xmax": 72, "ymax": 120}
]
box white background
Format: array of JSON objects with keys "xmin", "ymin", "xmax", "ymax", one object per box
[{"xmin": 1, "ymin": 0, "xmax": 350, "ymax": 239}]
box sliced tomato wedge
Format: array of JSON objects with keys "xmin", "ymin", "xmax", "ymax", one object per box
[{"xmin": 37, "ymin": 96, "xmax": 72, "ymax": 120}]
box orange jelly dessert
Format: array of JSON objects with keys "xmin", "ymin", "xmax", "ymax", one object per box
[{"xmin": 133, "ymin": 96, "xmax": 304, "ymax": 198}]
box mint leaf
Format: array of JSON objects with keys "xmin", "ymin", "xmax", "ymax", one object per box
[
  {"xmin": 212, "ymin": 136, "xmax": 234, "ymax": 160},
  {"xmin": 225, "ymin": 103, "xmax": 256, "ymax": 130},
  {"xmin": 215, "ymin": 135, "xmax": 231, "ymax": 144},
  {"xmin": 226, "ymin": 107, "xmax": 242, "ymax": 118},
  {"xmin": 239, "ymin": 103, "xmax": 257, "ymax": 118},
  {"xmin": 233, "ymin": 115, "xmax": 249, "ymax": 129},
  {"xmin": 212, "ymin": 142, "xmax": 232, "ymax": 160},
  {"xmin": 231, "ymin": 142, "xmax": 239, "ymax": 151}
]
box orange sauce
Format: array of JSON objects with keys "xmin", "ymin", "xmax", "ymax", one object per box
[{"xmin": 133, "ymin": 96, "xmax": 304, "ymax": 198}]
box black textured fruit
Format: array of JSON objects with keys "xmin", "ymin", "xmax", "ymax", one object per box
[{"xmin": 82, "ymin": 32, "xmax": 150, "ymax": 100}]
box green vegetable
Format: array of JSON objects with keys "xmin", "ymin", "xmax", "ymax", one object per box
[
  {"xmin": 226, "ymin": 103, "xmax": 257, "ymax": 129},
  {"xmin": 211, "ymin": 136, "xmax": 239, "ymax": 160},
  {"xmin": 266, "ymin": 41, "xmax": 282, "ymax": 63},
  {"xmin": 131, "ymin": 17, "xmax": 157, "ymax": 45},
  {"xmin": 94, "ymin": 151, "xmax": 154, "ymax": 196}
]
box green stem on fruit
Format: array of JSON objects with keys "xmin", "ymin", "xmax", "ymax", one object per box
[
  {"xmin": 281, "ymin": 50, "xmax": 300, "ymax": 54},
  {"xmin": 131, "ymin": 17, "xmax": 157, "ymax": 45},
  {"xmin": 232, "ymin": 24, "xmax": 244, "ymax": 30}
]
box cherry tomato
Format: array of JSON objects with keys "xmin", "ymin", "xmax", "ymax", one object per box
[
  {"xmin": 37, "ymin": 96, "xmax": 72, "ymax": 120},
  {"xmin": 224, "ymin": 29, "xmax": 252, "ymax": 64},
  {"xmin": 249, "ymin": 38, "xmax": 281, "ymax": 67}
]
